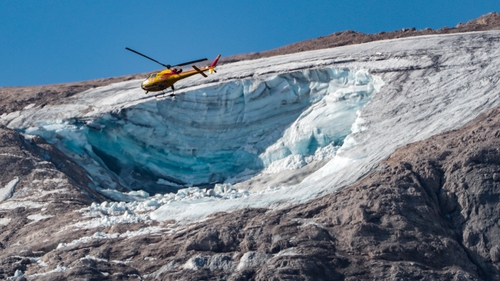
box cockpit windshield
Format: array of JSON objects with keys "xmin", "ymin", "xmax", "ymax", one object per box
[{"xmin": 150, "ymin": 73, "xmax": 157, "ymax": 78}]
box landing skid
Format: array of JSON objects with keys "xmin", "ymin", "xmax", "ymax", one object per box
[
  {"xmin": 154, "ymin": 92, "xmax": 175, "ymax": 98},
  {"xmin": 153, "ymin": 85, "xmax": 176, "ymax": 98}
]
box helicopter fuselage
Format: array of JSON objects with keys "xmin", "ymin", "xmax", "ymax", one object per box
[
  {"xmin": 141, "ymin": 58, "xmax": 220, "ymax": 92},
  {"xmin": 141, "ymin": 63, "xmax": 216, "ymax": 92},
  {"xmin": 125, "ymin": 47, "xmax": 220, "ymax": 93}
]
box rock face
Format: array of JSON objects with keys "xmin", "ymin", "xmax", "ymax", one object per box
[
  {"xmin": 1, "ymin": 12, "xmax": 500, "ymax": 281},
  {"xmin": 0, "ymin": 126, "xmax": 112, "ymax": 279}
]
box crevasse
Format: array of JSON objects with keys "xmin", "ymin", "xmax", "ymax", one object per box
[{"xmin": 27, "ymin": 67, "xmax": 379, "ymax": 194}]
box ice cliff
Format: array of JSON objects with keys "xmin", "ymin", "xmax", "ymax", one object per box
[{"xmin": 3, "ymin": 68, "xmax": 381, "ymax": 195}]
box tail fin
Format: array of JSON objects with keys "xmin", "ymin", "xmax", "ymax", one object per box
[
  {"xmin": 210, "ymin": 54, "xmax": 221, "ymax": 67},
  {"xmin": 209, "ymin": 54, "xmax": 221, "ymax": 74}
]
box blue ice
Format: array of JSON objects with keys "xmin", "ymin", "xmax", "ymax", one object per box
[{"xmin": 29, "ymin": 67, "xmax": 378, "ymax": 193}]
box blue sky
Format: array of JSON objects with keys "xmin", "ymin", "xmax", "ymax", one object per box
[{"xmin": 1, "ymin": 1, "xmax": 498, "ymax": 87}]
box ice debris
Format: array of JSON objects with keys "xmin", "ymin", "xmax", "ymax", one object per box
[{"xmin": 74, "ymin": 184, "xmax": 248, "ymax": 229}]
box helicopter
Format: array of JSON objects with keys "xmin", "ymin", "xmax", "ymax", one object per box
[{"xmin": 126, "ymin": 47, "xmax": 221, "ymax": 94}]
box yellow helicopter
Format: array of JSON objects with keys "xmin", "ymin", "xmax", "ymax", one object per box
[{"xmin": 126, "ymin": 47, "xmax": 221, "ymax": 94}]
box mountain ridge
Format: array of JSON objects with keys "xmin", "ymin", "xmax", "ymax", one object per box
[{"xmin": 1, "ymin": 12, "xmax": 499, "ymax": 115}]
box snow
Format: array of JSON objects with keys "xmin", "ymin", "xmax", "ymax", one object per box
[
  {"xmin": 151, "ymin": 31, "xmax": 500, "ymax": 222},
  {"xmin": 182, "ymin": 254, "xmax": 233, "ymax": 271},
  {"xmin": 81, "ymin": 255, "xmax": 108, "ymax": 263},
  {"xmin": 0, "ymin": 200, "xmax": 46, "ymax": 210},
  {"xmin": 7, "ymin": 269, "xmax": 24, "ymax": 280},
  {"xmin": 0, "ymin": 177, "xmax": 19, "ymax": 202},
  {"xmin": 2, "ymin": 31, "xmax": 500, "ymax": 225},
  {"xmin": 0, "ymin": 218, "xmax": 11, "ymax": 226},
  {"xmin": 27, "ymin": 213, "xmax": 54, "ymax": 224},
  {"xmin": 57, "ymin": 226, "xmax": 165, "ymax": 249},
  {"xmin": 26, "ymin": 265, "xmax": 68, "ymax": 278},
  {"xmin": 56, "ymin": 231, "xmax": 119, "ymax": 249},
  {"xmin": 275, "ymin": 248, "xmax": 299, "ymax": 257},
  {"xmin": 236, "ymin": 251, "xmax": 268, "ymax": 271},
  {"xmin": 69, "ymin": 184, "xmax": 249, "ymax": 229},
  {"xmin": 23, "ymin": 103, "xmax": 36, "ymax": 110}
]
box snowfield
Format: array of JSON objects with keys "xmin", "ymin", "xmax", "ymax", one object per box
[{"xmin": 1, "ymin": 30, "xmax": 500, "ymax": 225}]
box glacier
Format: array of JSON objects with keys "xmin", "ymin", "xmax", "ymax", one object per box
[
  {"xmin": 6, "ymin": 68, "xmax": 381, "ymax": 195},
  {"xmin": 2, "ymin": 30, "xmax": 500, "ymax": 224}
]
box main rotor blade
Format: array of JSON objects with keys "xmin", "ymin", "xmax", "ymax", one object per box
[
  {"xmin": 125, "ymin": 47, "xmax": 171, "ymax": 69},
  {"xmin": 175, "ymin": 58, "xmax": 208, "ymax": 67}
]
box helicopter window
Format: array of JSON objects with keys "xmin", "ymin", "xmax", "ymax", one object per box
[{"xmin": 150, "ymin": 73, "xmax": 157, "ymax": 78}]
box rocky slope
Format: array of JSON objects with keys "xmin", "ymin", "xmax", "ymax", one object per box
[
  {"xmin": 225, "ymin": 12, "xmax": 500, "ymax": 62},
  {"xmin": 0, "ymin": 74, "xmax": 143, "ymax": 116},
  {"xmin": 3, "ymin": 99, "xmax": 499, "ymax": 280},
  {"xmin": 1, "ymin": 12, "xmax": 500, "ymax": 280}
]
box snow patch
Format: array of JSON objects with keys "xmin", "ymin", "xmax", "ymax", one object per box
[
  {"xmin": 81, "ymin": 255, "xmax": 108, "ymax": 263},
  {"xmin": 27, "ymin": 213, "xmax": 54, "ymax": 224},
  {"xmin": 57, "ymin": 227, "xmax": 164, "ymax": 248},
  {"xmin": 26, "ymin": 265, "xmax": 69, "ymax": 278},
  {"xmin": 0, "ymin": 217, "xmax": 11, "ymax": 226},
  {"xmin": 236, "ymin": 251, "xmax": 269, "ymax": 271},
  {"xmin": 0, "ymin": 177, "xmax": 19, "ymax": 202},
  {"xmin": 7, "ymin": 269, "xmax": 24, "ymax": 280},
  {"xmin": 70, "ymin": 184, "xmax": 248, "ymax": 229},
  {"xmin": 57, "ymin": 231, "xmax": 119, "ymax": 249}
]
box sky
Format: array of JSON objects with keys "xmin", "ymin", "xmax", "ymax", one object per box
[{"xmin": 0, "ymin": 0, "xmax": 499, "ymax": 87}]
